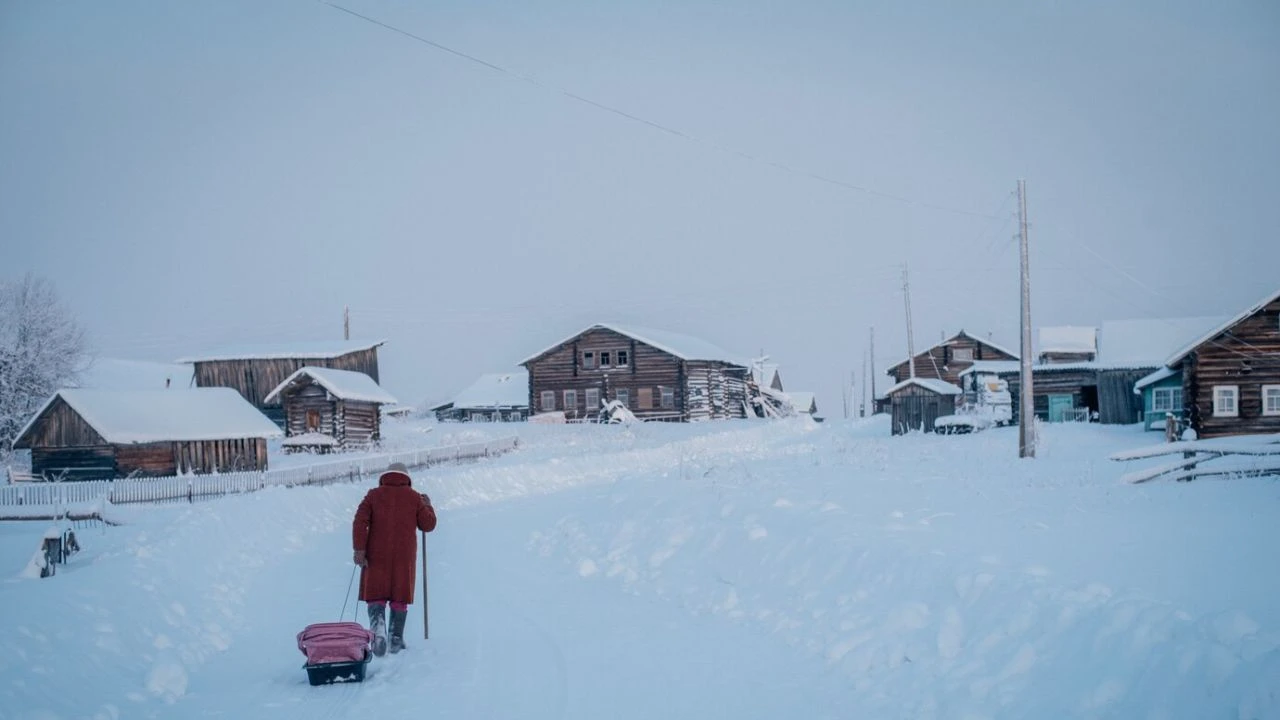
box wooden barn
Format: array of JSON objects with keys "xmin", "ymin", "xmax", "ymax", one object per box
[
  {"xmin": 1165, "ymin": 288, "xmax": 1280, "ymax": 439},
  {"xmin": 431, "ymin": 370, "xmax": 529, "ymax": 422},
  {"xmin": 11, "ymin": 389, "xmax": 281, "ymax": 480},
  {"xmin": 885, "ymin": 331, "xmax": 1019, "ymax": 387},
  {"xmin": 884, "ymin": 378, "xmax": 961, "ymax": 435},
  {"xmin": 264, "ymin": 367, "xmax": 397, "ymax": 452},
  {"xmin": 177, "ymin": 340, "xmax": 384, "ymax": 425},
  {"xmin": 521, "ymin": 324, "xmax": 750, "ymax": 422}
]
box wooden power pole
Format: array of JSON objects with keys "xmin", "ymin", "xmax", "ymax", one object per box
[
  {"xmin": 902, "ymin": 265, "xmax": 917, "ymax": 379},
  {"xmin": 869, "ymin": 328, "xmax": 877, "ymax": 411},
  {"xmin": 1018, "ymin": 179, "xmax": 1036, "ymax": 458},
  {"xmin": 343, "ymin": 305, "xmax": 350, "ymax": 341}
]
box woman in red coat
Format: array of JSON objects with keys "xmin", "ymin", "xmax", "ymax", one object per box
[{"xmin": 353, "ymin": 462, "xmax": 437, "ymax": 655}]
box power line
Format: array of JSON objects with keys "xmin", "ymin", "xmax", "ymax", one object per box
[{"xmin": 317, "ymin": 0, "xmax": 1002, "ymax": 220}]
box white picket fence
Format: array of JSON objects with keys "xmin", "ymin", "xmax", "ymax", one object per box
[{"xmin": 0, "ymin": 436, "xmax": 518, "ymax": 509}]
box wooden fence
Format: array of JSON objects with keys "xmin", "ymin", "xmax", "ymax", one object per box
[
  {"xmin": 1, "ymin": 436, "xmax": 518, "ymax": 510},
  {"xmin": 1110, "ymin": 433, "xmax": 1280, "ymax": 483}
]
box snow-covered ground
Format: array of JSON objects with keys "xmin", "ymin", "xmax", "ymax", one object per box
[{"xmin": 2, "ymin": 418, "xmax": 1278, "ymax": 719}]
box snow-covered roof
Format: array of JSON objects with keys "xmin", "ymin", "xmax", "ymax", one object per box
[
  {"xmin": 1098, "ymin": 317, "xmax": 1227, "ymax": 369},
  {"xmin": 886, "ymin": 331, "xmax": 1019, "ymax": 373},
  {"xmin": 1133, "ymin": 366, "xmax": 1179, "ymax": 394},
  {"xmin": 883, "ymin": 378, "xmax": 962, "ymax": 396},
  {"xmin": 522, "ymin": 324, "xmax": 747, "ymax": 366},
  {"xmin": 14, "ymin": 388, "xmax": 283, "ymax": 447},
  {"xmin": 959, "ymin": 360, "xmax": 1022, "ymax": 377},
  {"xmin": 281, "ymin": 432, "xmax": 338, "ymax": 447},
  {"xmin": 74, "ymin": 358, "xmax": 194, "ymax": 391},
  {"xmin": 1166, "ymin": 287, "xmax": 1280, "ymax": 366},
  {"xmin": 263, "ymin": 367, "xmax": 397, "ymax": 405},
  {"xmin": 176, "ymin": 339, "xmax": 385, "ymax": 363},
  {"xmin": 446, "ymin": 370, "xmax": 529, "ymax": 410},
  {"xmin": 1038, "ymin": 326, "xmax": 1097, "ymax": 354}
]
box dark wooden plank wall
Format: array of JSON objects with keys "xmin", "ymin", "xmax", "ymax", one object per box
[
  {"xmin": 191, "ymin": 347, "xmax": 380, "ymax": 411},
  {"xmin": 19, "ymin": 398, "xmax": 107, "ymax": 448},
  {"xmin": 170, "ymin": 438, "xmax": 268, "ymax": 474},
  {"xmin": 30, "ymin": 446, "xmax": 115, "ymax": 481},
  {"xmin": 1002, "ymin": 369, "xmax": 1097, "ymax": 423},
  {"xmin": 117, "ymin": 442, "xmax": 178, "ymax": 477},
  {"xmin": 1096, "ymin": 369, "xmax": 1153, "ymax": 425},
  {"xmin": 526, "ymin": 328, "xmax": 686, "ymax": 420},
  {"xmin": 1184, "ymin": 297, "xmax": 1280, "ymax": 438},
  {"xmin": 887, "ymin": 334, "xmax": 1018, "ymax": 386}
]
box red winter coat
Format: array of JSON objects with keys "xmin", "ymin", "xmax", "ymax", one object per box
[{"xmin": 353, "ymin": 470, "xmax": 437, "ymax": 604}]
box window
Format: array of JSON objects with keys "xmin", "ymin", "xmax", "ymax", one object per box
[
  {"xmin": 582, "ymin": 351, "xmax": 596, "ymax": 370},
  {"xmin": 1264, "ymin": 385, "xmax": 1280, "ymax": 416},
  {"xmin": 585, "ymin": 388, "xmax": 599, "ymax": 411},
  {"xmin": 1152, "ymin": 387, "xmax": 1182, "ymax": 413},
  {"xmin": 564, "ymin": 389, "xmax": 577, "ymax": 412},
  {"xmin": 600, "ymin": 351, "xmax": 612, "ymax": 368},
  {"xmin": 953, "ymin": 348, "xmax": 973, "ymax": 362},
  {"xmin": 1213, "ymin": 385, "xmax": 1238, "ymax": 417},
  {"xmin": 540, "ymin": 390, "xmax": 556, "ymax": 411},
  {"xmin": 660, "ymin": 386, "xmax": 675, "ymax": 409},
  {"xmin": 637, "ymin": 388, "xmax": 653, "ymax": 410},
  {"xmin": 616, "ymin": 350, "xmax": 629, "ymax": 367},
  {"xmin": 616, "ymin": 388, "xmax": 630, "ymax": 406}
]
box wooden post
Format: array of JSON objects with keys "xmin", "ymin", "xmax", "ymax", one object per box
[
  {"xmin": 421, "ymin": 529, "xmax": 429, "ymax": 640},
  {"xmin": 1017, "ymin": 179, "xmax": 1036, "ymax": 458}
]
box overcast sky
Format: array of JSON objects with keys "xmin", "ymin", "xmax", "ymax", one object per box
[{"xmin": 3, "ymin": 0, "xmax": 1278, "ymax": 413}]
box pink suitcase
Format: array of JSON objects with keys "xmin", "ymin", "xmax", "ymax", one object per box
[{"xmin": 297, "ymin": 622, "xmax": 373, "ymax": 685}]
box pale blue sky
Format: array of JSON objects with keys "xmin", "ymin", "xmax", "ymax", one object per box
[{"xmin": 3, "ymin": 0, "xmax": 1277, "ymax": 411}]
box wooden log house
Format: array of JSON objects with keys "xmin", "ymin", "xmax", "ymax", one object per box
[
  {"xmin": 430, "ymin": 370, "xmax": 529, "ymax": 422},
  {"xmin": 11, "ymin": 389, "xmax": 282, "ymax": 480},
  {"xmin": 264, "ymin": 367, "xmax": 397, "ymax": 452},
  {"xmin": 1165, "ymin": 288, "xmax": 1280, "ymax": 439},
  {"xmin": 177, "ymin": 340, "xmax": 384, "ymax": 425},
  {"xmin": 884, "ymin": 378, "xmax": 961, "ymax": 435},
  {"xmin": 521, "ymin": 324, "xmax": 751, "ymax": 422},
  {"xmin": 885, "ymin": 331, "xmax": 1019, "ymax": 388}
]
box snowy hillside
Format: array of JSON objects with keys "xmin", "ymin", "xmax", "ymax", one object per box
[{"xmin": 2, "ymin": 419, "xmax": 1278, "ymax": 719}]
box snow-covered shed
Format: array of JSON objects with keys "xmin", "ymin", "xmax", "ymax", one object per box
[
  {"xmin": 264, "ymin": 367, "xmax": 397, "ymax": 451},
  {"xmin": 431, "ymin": 370, "xmax": 529, "ymax": 422},
  {"xmin": 177, "ymin": 339, "xmax": 385, "ymax": 425},
  {"xmin": 883, "ymin": 378, "xmax": 960, "ymax": 435},
  {"xmin": 11, "ymin": 389, "xmax": 282, "ymax": 480},
  {"xmin": 521, "ymin": 323, "xmax": 750, "ymax": 422}
]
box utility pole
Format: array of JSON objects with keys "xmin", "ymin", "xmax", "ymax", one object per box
[
  {"xmin": 861, "ymin": 352, "xmax": 868, "ymax": 417},
  {"xmin": 903, "ymin": 265, "xmax": 917, "ymax": 379},
  {"xmin": 343, "ymin": 305, "xmax": 350, "ymax": 341},
  {"xmin": 1018, "ymin": 179, "xmax": 1036, "ymax": 459},
  {"xmin": 869, "ymin": 328, "xmax": 877, "ymax": 411}
]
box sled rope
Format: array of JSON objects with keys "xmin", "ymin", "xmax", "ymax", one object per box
[{"xmin": 340, "ymin": 564, "xmax": 358, "ymax": 622}]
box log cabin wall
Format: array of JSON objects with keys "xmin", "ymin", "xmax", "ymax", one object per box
[
  {"xmin": 340, "ymin": 400, "xmax": 381, "ymax": 448},
  {"xmin": 279, "ymin": 380, "xmax": 382, "ymax": 449},
  {"xmin": 284, "ymin": 384, "xmax": 336, "ymax": 438},
  {"xmin": 887, "ymin": 334, "xmax": 1018, "ymax": 386},
  {"xmin": 1184, "ymin": 297, "xmax": 1280, "ymax": 438},
  {"xmin": 30, "ymin": 447, "xmax": 115, "ymax": 481}
]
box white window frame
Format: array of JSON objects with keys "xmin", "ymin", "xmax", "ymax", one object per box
[
  {"xmin": 584, "ymin": 388, "xmax": 599, "ymax": 411},
  {"xmin": 599, "ymin": 351, "xmax": 612, "ymax": 368},
  {"xmin": 616, "ymin": 388, "xmax": 630, "ymax": 407},
  {"xmin": 660, "ymin": 386, "xmax": 675, "ymax": 409},
  {"xmin": 564, "ymin": 389, "xmax": 577, "ymax": 412},
  {"xmin": 616, "ymin": 349, "xmax": 630, "ymax": 368},
  {"xmin": 1263, "ymin": 385, "xmax": 1280, "ymax": 417},
  {"xmin": 1213, "ymin": 385, "xmax": 1239, "ymax": 418},
  {"xmin": 582, "ymin": 351, "xmax": 596, "ymax": 370},
  {"xmin": 952, "ymin": 348, "xmax": 973, "ymax": 362},
  {"xmin": 540, "ymin": 390, "xmax": 556, "ymax": 411},
  {"xmin": 1152, "ymin": 387, "xmax": 1181, "ymax": 413}
]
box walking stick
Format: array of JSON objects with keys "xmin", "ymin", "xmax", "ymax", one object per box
[{"xmin": 430, "ymin": 525, "xmax": 435, "ymax": 635}]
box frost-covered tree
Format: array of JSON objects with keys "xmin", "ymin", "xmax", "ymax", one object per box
[{"xmin": 0, "ymin": 274, "xmax": 87, "ymax": 458}]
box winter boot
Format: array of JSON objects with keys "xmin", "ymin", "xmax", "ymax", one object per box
[
  {"xmin": 368, "ymin": 603, "xmax": 388, "ymax": 657},
  {"xmin": 389, "ymin": 609, "xmax": 408, "ymax": 654}
]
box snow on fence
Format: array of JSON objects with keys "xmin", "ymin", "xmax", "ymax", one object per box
[
  {"xmin": 0, "ymin": 436, "xmax": 518, "ymax": 509},
  {"xmin": 1109, "ymin": 433, "xmax": 1280, "ymax": 483}
]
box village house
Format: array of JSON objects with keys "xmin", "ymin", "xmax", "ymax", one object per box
[
  {"xmin": 264, "ymin": 367, "xmax": 397, "ymax": 452},
  {"xmin": 177, "ymin": 340, "xmax": 384, "ymax": 425},
  {"xmin": 11, "ymin": 388, "xmax": 281, "ymax": 480},
  {"xmin": 884, "ymin": 330, "xmax": 1019, "ymax": 388},
  {"xmin": 884, "ymin": 377, "xmax": 960, "ymax": 435},
  {"xmin": 431, "ymin": 370, "xmax": 529, "ymax": 422},
  {"xmin": 521, "ymin": 324, "xmax": 750, "ymax": 422},
  {"xmin": 1157, "ymin": 288, "xmax": 1280, "ymax": 439}
]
